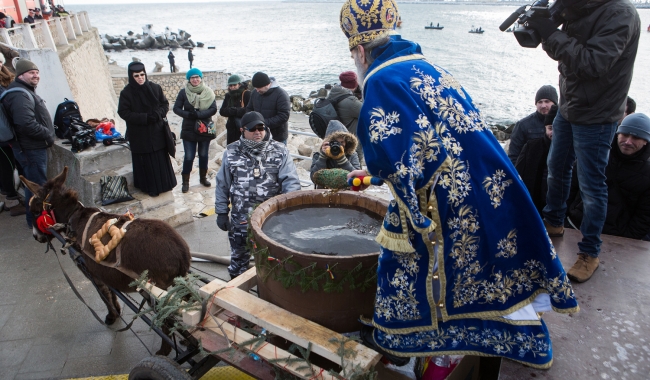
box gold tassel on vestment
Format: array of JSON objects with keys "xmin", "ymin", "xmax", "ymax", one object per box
[{"xmin": 375, "ymin": 227, "xmax": 415, "ymax": 253}]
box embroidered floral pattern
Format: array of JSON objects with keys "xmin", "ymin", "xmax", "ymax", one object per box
[
  {"xmin": 495, "ymin": 229, "xmax": 518, "ymax": 259},
  {"xmin": 447, "ymin": 205, "xmax": 480, "ymax": 269},
  {"xmin": 375, "ymin": 268, "xmax": 422, "ymax": 322},
  {"xmin": 452, "ymin": 259, "xmax": 575, "ymax": 307},
  {"xmin": 438, "ymin": 158, "xmax": 471, "ymax": 207},
  {"xmin": 483, "ymin": 170, "xmax": 513, "ymax": 208},
  {"xmin": 386, "ymin": 212, "xmax": 400, "ymax": 227},
  {"xmin": 369, "ymin": 107, "xmax": 401, "ymax": 143},
  {"xmin": 434, "ymin": 65, "xmax": 466, "ymax": 100},
  {"xmin": 395, "ymin": 250, "xmax": 422, "ymax": 277}
]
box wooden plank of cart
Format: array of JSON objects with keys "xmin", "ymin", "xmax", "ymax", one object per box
[{"xmin": 173, "ymin": 266, "xmax": 387, "ymax": 380}]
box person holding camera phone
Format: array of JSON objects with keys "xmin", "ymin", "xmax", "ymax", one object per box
[
  {"xmin": 118, "ymin": 62, "xmax": 176, "ymax": 198},
  {"xmin": 1, "ymin": 59, "xmax": 55, "ymax": 228},
  {"xmin": 525, "ymin": 0, "xmax": 641, "ymax": 283},
  {"xmin": 173, "ymin": 67, "xmax": 217, "ymax": 193},
  {"xmin": 309, "ymin": 120, "xmax": 361, "ymax": 189}
]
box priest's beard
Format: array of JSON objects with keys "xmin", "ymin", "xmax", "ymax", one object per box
[{"xmin": 353, "ymin": 50, "xmax": 368, "ymax": 85}]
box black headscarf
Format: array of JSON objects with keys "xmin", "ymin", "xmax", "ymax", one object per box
[{"xmin": 127, "ymin": 62, "xmax": 159, "ymax": 108}]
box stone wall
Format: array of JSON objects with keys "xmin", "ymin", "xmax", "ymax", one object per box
[
  {"xmin": 57, "ymin": 28, "xmax": 124, "ymax": 130},
  {"xmin": 111, "ymin": 71, "xmax": 230, "ymax": 105}
]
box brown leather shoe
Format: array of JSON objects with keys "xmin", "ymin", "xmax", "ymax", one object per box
[
  {"xmin": 543, "ymin": 219, "xmax": 564, "ymax": 237},
  {"xmin": 567, "ymin": 253, "xmax": 599, "ymax": 283}
]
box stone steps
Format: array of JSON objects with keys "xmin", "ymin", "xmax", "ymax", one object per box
[{"xmin": 48, "ymin": 139, "xmax": 194, "ymax": 228}]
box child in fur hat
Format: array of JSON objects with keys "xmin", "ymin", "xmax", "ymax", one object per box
[{"xmin": 310, "ymin": 120, "xmax": 361, "ymax": 189}]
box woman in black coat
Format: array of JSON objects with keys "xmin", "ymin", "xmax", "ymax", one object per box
[
  {"xmin": 219, "ymin": 74, "xmax": 250, "ymax": 144},
  {"xmin": 172, "ymin": 68, "xmax": 217, "ymax": 193},
  {"xmin": 117, "ymin": 62, "xmax": 176, "ymax": 197}
]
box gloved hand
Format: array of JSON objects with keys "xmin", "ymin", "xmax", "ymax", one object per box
[
  {"xmin": 146, "ymin": 112, "xmax": 159, "ymax": 124},
  {"xmin": 188, "ymin": 110, "xmax": 198, "ymax": 120},
  {"xmin": 526, "ymin": 17, "xmax": 559, "ymax": 41},
  {"xmin": 236, "ymin": 107, "xmax": 247, "ymax": 117},
  {"xmin": 216, "ymin": 213, "xmax": 231, "ymax": 231},
  {"xmin": 228, "ymin": 107, "xmax": 238, "ymax": 116}
]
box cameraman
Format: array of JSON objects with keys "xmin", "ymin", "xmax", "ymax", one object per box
[
  {"xmin": 526, "ymin": 0, "xmax": 640, "ymax": 283},
  {"xmin": 310, "ymin": 120, "xmax": 361, "ymax": 189}
]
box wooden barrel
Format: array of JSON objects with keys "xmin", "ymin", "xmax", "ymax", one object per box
[{"xmin": 250, "ymin": 190, "xmax": 388, "ymax": 333}]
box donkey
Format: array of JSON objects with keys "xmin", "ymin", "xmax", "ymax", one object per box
[{"xmin": 21, "ymin": 167, "xmax": 191, "ymax": 355}]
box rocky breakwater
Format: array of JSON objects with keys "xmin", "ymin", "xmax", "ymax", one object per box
[{"xmin": 102, "ymin": 25, "xmax": 204, "ymax": 51}]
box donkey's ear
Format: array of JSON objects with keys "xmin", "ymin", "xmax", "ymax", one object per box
[
  {"xmin": 20, "ymin": 175, "xmax": 41, "ymax": 195},
  {"xmin": 52, "ymin": 166, "xmax": 68, "ymax": 187}
]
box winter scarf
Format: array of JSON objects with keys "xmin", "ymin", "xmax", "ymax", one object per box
[
  {"xmin": 185, "ymin": 81, "xmax": 215, "ymax": 111},
  {"xmin": 240, "ymin": 127, "xmax": 271, "ymax": 161}
]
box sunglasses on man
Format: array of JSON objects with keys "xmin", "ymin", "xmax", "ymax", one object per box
[
  {"xmin": 247, "ymin": 126, "xmax": 265, "ymax": 132},
  {"xmin": 133, "ymin": 73, "xmax": 146, "ymax": 78}
]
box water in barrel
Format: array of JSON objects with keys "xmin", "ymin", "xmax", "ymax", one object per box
[{"xmin": 262, "ymin": 206, "xmax": 382, "ymax": 256}]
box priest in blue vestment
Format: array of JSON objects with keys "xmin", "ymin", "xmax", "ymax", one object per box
[{"xmin": 340, "ymin": 0, "xmax": 579, "ymax": 368}]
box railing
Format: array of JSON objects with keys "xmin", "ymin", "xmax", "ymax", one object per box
[{"xmin": 0, "ymin": 12, "xmax": 92, "ymax": 52}]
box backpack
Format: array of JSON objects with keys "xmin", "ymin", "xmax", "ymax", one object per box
[
  {"xmin": 308, "ymin": 94, "xmax": 354, "ymax": 139},
  {"xmin": 0, "ymin": 88, "xmax": 36, "ymax": 143},
  {"xmin": 53, "ymin": 98, "xmax": 83, "ymax": 141}
]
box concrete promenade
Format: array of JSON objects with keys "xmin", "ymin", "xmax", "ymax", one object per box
[{"xmin": 0, "ymin": 212, "xmax": 228, "ymax": 379}]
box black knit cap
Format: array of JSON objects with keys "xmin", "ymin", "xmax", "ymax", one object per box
[
  {"xmin": 251, "ymin": 72, "xmax": 270, "ymax": 88},
  {"xmin": 544, "ymin": 105, "xmax": 558, "ymax": 126},
  {"xmin": 535, "ymin": 85, "xmax": 558, "ymax": 105}
]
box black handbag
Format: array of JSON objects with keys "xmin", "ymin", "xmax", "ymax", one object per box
[
  {"xmin": 100, "ymin": 176, "xmax": 134, "ymax": 206},
  {"xmin": 163, "ymin": 117, "xmax": 176, "ymax": 158}
]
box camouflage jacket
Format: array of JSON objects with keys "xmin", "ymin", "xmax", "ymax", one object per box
[{"xmin": 215, "ymin": 139, "xmax": 301, "ymax": 224}]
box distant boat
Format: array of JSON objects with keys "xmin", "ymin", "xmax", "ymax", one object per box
[
  {"xmin": 469, "ymin": 26, "xmax": 484, "ymax": 34},
  {"xmin": 425, "ymin": 22, "xmax": 444, "ymax": 30},
  {"xmin": 397, "ymin": 16, "xmax": 402, "ymax": 28}
]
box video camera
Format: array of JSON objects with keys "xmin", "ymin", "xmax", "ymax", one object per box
[
  {"xmin": 500, "ymin": 0, "xmax": 563, "ymax": 48},
  {"xmin": 71, "ymin": 128, "xmax": 96, "ymax": 153}
]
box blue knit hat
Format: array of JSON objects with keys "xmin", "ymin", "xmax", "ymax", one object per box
[
  {"xmin": 617, "ymin": 113, "xmax": 650, "ymax": 143},
  {"xmin": 186, "ymin": 68, "xmax": 203, "ymax": 80}
]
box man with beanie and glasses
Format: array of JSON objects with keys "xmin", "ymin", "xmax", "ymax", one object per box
[
  {"xmin": 214, "ymin": 111, "xmax": 300, "ymax": 278},
  {"xmin": 508, "ymin": 85, "xmax": 558, "ymax": 165},
  {"xmin": 1, "ymin": 58, "xmax": 55, "ymax": 228},
  {"xmin": 567, "ymin": 113, "xmax": 650, "ymax": 242},
  {"xmin": 245, "ymin": 72, "xmax": 291, "ymax": 144}
]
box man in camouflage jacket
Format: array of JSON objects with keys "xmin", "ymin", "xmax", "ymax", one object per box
[{"xmin": 215, "ymin": 111, "xmax": 301, "ymax": 278}]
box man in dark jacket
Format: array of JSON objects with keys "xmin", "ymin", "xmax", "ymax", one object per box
[
  {"xmin": 527, "ymin": 0, "xmax": 641, "ymax": 283},
  {"xmin": 245, "ymin": 72, "xmax": 290, "ymax": 144},
  {"xmin": 568, "ymin": 114, "xmax": 650, "ymax": 242},
  {"xmin": 2, "ymin": 58, "xmax": 55, "ymax": 228},
  {"xmin": 327, "ymin": 71, "xmax": 364, "ymax": 163},
  {"xmin": 23, "ymin": 9, "xmax": 35, "ymax": 24},
  {"xmin": 219, "ymin": 74, "xmax": 251, "ymax": 144},
  {"xmin": 167, "ymin": 50, "xmax": 175, "ymax": 73},
  {"xmin": 187, "ymin": 48, "xmax": 194, "ymax": 69},
  {"xmin": 507, "ymin": 85, "xmax": 557, "ymax": 165},
  {"xmin": 310, "ymin": 120, "xmax": 361, "ymax": 188},
  {"xmin": 515, "ymin": 105, "xmax": 557, "ymax": 215}
]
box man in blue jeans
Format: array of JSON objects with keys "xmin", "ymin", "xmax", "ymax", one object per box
[
  {"xmin": 527, "ymin": 0, "xmax": 640, "ymax": 282},
  {"xmin": 2, "ymin": 59, "xmax": 55, "ymax": 229}
]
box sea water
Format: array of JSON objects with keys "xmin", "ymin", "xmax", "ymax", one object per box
[
  {"xmin": 71, "ymin": 2, "xmax": 650, "ymax": 123},
  {"xmin": 261, "ymin": 206, "xmax": 382, "ymax": 256}
]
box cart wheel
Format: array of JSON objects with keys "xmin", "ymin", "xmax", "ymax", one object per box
[{"xmin": 129, "ymin": 355, "xmax": 192, "ymax": 380}]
